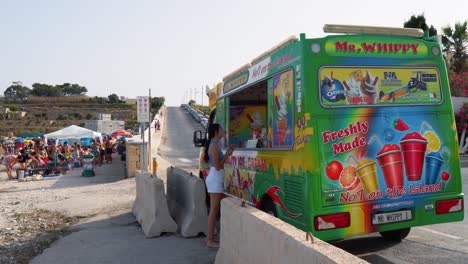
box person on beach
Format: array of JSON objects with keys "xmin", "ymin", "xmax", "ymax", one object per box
[
  {"xmin": 203, "ymin": 123, "xmax": 234, "ymax": 248},
  {"xmin": 17, "ymin": 149, "xmax": 31, "ymax": 170},
  {"xmin": 1, "ymin": 155, "xmax": 18, "ymax": 179},
  {"xmin": 56, "ymin": 154, "xmax": 70, "ymax": 175},
  {"xmin": 105, "ymin": 140, "xmax": 113, "ymax": 164}
]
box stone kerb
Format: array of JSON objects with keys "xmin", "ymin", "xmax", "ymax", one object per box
[
  {"xmin": 215, "ymin": 198, "xmax": 368, "ymax": 264},
  {"xmin": 166, "ymin": 166, "xmax": 208, "ymax": 237},
  {"xmin": 132, "ymin": 170, "xmax": 177, "ymax": 238}
]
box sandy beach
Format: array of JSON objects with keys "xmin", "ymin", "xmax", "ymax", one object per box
[{"xmin": 0, "ymin": 156, "xmax": 135, "ymax": 263}]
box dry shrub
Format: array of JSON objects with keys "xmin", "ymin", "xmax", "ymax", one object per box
[{"xmin": 27, "ymin": 96, "xmax": 91, "ymax": 104}]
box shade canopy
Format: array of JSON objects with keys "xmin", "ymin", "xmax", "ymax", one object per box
[{"xmin": 44, "ymin": 125, "xmax": 102, "ymax": 141}]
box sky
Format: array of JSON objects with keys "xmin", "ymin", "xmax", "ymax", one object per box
[{"xmin": 0, "ymin": 0, "xmax": 467, "ymax": 106}]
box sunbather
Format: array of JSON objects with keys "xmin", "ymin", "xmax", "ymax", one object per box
[{"xmin": 57, "ymin": 154, "xmax": 70, "ymax": 175}]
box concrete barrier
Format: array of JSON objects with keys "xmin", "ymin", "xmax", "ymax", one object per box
[
  {"xmin": 166, "ymin": 166, "xmax": 208, "ymax": 237},
  {"xmin": 215, "ymin": 198, "xmax": 368, "ymax": 264},
  {"xmin": 132, "ymin": 171, "xmax": 178, "ymax": 238},
  {"xmin": 132, "ymin": 170, "xmax": 145, "ymax": 223}
]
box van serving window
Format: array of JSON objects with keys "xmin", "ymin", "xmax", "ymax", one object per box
[
  {"xmin": 227, "ymin": 80, "xmax": 268, "ymax": 149},
  {"xmin": 226, "ymin": 69, "xmax": 295, "ymax": 150}
]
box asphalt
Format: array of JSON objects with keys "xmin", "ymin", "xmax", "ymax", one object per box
[{"xmin": 460, "ymin": 154, "xmax": 468, "ymax": 168}]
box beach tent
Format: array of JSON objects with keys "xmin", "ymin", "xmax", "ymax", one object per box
[{"xmin": 44, "ymin": 125, "xmax": 102, "ymax": 142}]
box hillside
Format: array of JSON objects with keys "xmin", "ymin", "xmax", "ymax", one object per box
[{"xmin": 0, "ymin": 96, "xmax": 138, "ymax": 136}]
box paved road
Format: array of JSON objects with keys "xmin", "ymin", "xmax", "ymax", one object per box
[{"xmin": 158, "ymin": 106, "xmax": 204, "ymax": 174}]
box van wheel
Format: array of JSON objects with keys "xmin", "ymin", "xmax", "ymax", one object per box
[
  {"xmin": 260, "ymin": 197, "xmax": 277, "ymax": 217},
  {"xmin": 379, "ymin": 227, "xmax": 411, "ymax": 242}
]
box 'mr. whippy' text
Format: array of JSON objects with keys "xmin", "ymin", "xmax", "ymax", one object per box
[
  {"xmin": 335, "ymin": 41, "xmax": 419, "ymax": 54},
  {"xmin": 322, "ymin": 121, "xmax": 369, "ymax": 155}
]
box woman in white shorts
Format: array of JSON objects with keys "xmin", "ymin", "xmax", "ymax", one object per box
[{"xmin": 203, "ymin": 123, "xmax": 234, "ymax": 248}]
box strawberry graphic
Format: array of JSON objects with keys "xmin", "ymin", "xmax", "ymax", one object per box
[{"xmin": 393, "ymin": 118, "xmax": 409, "ymax": 131}]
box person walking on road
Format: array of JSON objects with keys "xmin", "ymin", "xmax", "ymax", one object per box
[{"xmin": 204, "ymin": 123, "xmax": 234, "ymax": 248}]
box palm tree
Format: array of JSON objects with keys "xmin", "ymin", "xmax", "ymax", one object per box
[{"xmin": 442, "ymin": 21, "xmax": 468, "ymax": 73}]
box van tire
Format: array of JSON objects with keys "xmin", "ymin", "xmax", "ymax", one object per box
[
  {"xmin": 260, "ymin": 197, "xmax": 277, "ymax": 217},
  {"xmin": 379, "ymin": 227, "xmax": 411, "ymax": 242}
]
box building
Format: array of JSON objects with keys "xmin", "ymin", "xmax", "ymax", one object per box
[
  {"xmin": 85, "ymin": 113, "xmax": 125, "ymax": 134},
  {"xmin": 125, "ymin": 98, "xmax": 137, "ymax": 105}
]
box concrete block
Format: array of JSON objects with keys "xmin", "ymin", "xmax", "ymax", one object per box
[
  {"xmin": 132, "ymin": 171, "xmax": 177, "ymax": 238},
  {"xmin": 131, "ymin": 171, "xmax": 144, "ymax": 223},
  {"xmin": 166, "ymin": 166, "xmax": 208, "ymax": 237},
  {"xmin": 215, "ymin": 198, "xmax": 368, "ymax": 264}
]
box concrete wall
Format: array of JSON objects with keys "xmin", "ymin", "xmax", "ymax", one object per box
[
  {"xmin": 126, "ymin": 141, "xmax": 147, "ymax": 178},
  {"xmin": 215, "ymin": 198, "xmax": 368, "ymax": 264},
  {"xmin": 96, "ymin": 113, "xmax": 112, "ymax": 121},
  {"xmin": 85, "ymin": 120, "xmax": 125, "ymax": 134}
]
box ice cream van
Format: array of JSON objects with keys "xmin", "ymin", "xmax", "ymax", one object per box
[{"xmin": 193, "ymin": 24, "xmax": 464, "ymax": 241}]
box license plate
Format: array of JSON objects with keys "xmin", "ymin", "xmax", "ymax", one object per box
[{"xmin": 372, "ymin": 210, "xmax": 412, "ymax": 225}]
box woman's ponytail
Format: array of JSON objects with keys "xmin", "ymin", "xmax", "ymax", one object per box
[
  {"xmin": 203, "ymin": 123, "xmax": 220, "ymax": 162},
  {"xmin": 203, "ymin": 138, "xmax": 211, "ymax": 162}
]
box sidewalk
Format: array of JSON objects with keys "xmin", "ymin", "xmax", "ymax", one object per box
[{"xmin": 30, "ymin": 107, "xmax": 218, "ymax": 264}]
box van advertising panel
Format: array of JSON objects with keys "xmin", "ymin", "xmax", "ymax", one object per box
[
  {"xmin": 319, "ymin": 67, "xmax": 442, "ymax": 107},
  {"xmin": 268, "ymin": 70, "xmax": 294, "ymax": 148},
  {"xmin": 321, "ymin": 112, "xmax": 458, "ymax": 208}
]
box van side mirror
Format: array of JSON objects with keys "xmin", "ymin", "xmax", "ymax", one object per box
[{"xmin": 193, "ymin": 130, "xmax": 207, "ymax": 147}]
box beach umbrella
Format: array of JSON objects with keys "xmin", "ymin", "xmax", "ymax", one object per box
[
  {"xmin": 15, "ymin": 137, "xmax": 25, "ymax": 143},
  {"xmin": 59, "ymin": 139, "xmax": 71, "ymax": 145},
  {"xmin": 80, "ymin": 137, "xmax": 94, "ymax": 146},
  {"xmin": 4, "ymin": 139, "xmax": 13, "ymax": 144},
  {"xmin": 111, "ymin": 129, "xmax": 132, "ymax": 138}
]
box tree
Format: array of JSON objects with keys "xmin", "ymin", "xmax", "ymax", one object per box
[
  {"xmin": 151, "ymin": 97, "xmax": 165, "ymax": 113},
  {"xmin": 61, "ymin": 83, "xmax": 88, "ymax": 96},
  {"xmin": 442, "ymin": 21, "xmax": 468, "ymax": 73},
  {"xmin": 188, "ymin": 99, "xmax": 195, "ymax": 106},
  {"xmin": 31, "ymin": 83, "xmax": 63, "ymax": 97},
  {"xmin": 403, "ymin": 13, "xmax": 438, "ymax": 36},
  {"xmin": 3, "ymin": 83, "xmax": 31, "ymax": 101},
  {"xmin": 108, "ymin": 94, "xmax": 121, "ymax": 104}
]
